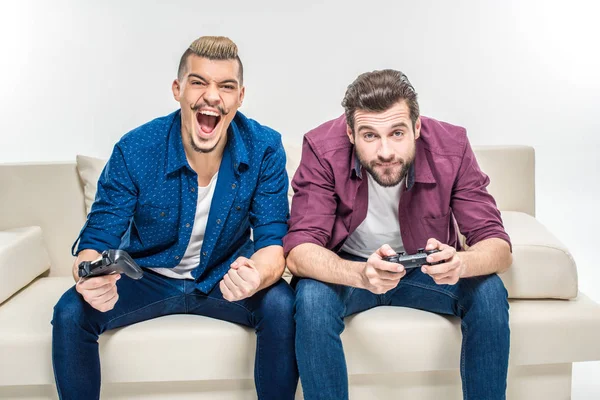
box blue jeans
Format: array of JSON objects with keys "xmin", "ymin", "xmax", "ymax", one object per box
[
  {"xmin": 294, "ymin": 253, "xmax": 510, "ymax": 400},
  {"xmin": 52, "ymin": 269, "xmax": 298, "ymax": 400}
]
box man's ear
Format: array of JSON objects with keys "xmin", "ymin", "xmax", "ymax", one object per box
[
  {"xmin": 414, "ymin": 117, "xmax": 421, "ymax": 140},
  {"xmin": 238, "ymin": 85, "xmax": 245, "ymax": 107},
  {"xmin": 346, "ymin": 125, "xmax": 355, "ymax": 144},
  {"xmin": 172, "ymin": 79, "xmax": 181, "ymax": 101}
]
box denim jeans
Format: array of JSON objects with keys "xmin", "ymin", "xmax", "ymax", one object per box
[
  {"xmin": 52, "ymin": 269, "xmax": 298, "ymax": 400},
  {"xmin": 294, "ymin": 252, "xmax": 510, "ymax": 400}
]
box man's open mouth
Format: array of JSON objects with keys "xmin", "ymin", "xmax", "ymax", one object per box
[{"xmin": 196, "ymin": 110, "xmax": 222, "ymax": 135}]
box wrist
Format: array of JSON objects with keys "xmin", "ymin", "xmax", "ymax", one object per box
[{"xmin": 346, "ymin": 260, "xmax": 367, "ymax": 289}]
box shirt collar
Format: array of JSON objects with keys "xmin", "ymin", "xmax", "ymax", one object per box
[{"xmin": 165, "ymin": 110, "xmax": 249, "ymax": 176}]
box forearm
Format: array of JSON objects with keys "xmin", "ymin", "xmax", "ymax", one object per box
[
  {"xmin": 71, "ymin": 249, "xmax": 102, "ymax": 282},
  {"xmin": 458, "ymin": 238, "xmax": 512, "ymax": 278},
  {"xmin": 251, "ymin": 245, "xmax": 286, "ymax": 291},
  {"xmin": 287, "ymin": 243, "xmax": 365, "ymax": 288}
]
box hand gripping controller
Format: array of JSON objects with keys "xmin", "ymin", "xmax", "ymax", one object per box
[
  {"xmin": 382, "ymin": 248, "xmax": 445, "ymax": 269},
  {"xmin": 78, "ymin": 249, "xmax": 143, "ymax": 280}
]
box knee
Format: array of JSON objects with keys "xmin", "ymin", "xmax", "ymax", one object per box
[
  {"xmin": 52, "ymin": 286, "xmax": 88, "ymax": 328},
  {"xmin": 294, "ymin": 279, "xmax": 343, "ymax": 329},
  {"xmin": 260, "ymin": 280, "xmax": 295, "ymax": 321},
  {"xmin": 461, "ymin": 275, "xmax": 509, "ymax": 329}
]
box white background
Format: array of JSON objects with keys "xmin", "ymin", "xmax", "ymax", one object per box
[{"xmin": 1, "ymin": 0, "xmax": 599, "ymax": 397}]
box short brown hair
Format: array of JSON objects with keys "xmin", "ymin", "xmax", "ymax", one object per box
[
  {"xmin": 342, "ymin": 69, "xmax": 419, "ymax": 133},
  {"xmin": 177, "ymin": 36, "xmax": 244, "ymax": 84}
]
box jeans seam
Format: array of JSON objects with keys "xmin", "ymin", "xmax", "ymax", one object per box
[
  {"xmin": 399, "ymin": 279, "xmax": 461, "ymax": 301},
  {"xmin": 52, "ymin": 352, "xmax": 65, "ymax": 400},
  {"xmin": 255, "ymin": 333, "xmax": 264, "ymax": 398},
  {"xmin": 461, "ymin": 319, "xmax": 468, "ymax": 400},
  {"xmin": 189, "ymin": 293, "xmax": 254, "ymax": 314},
  {"xmin": 105, "ymin": 294, "xmax": 183, "ymax": 326}
]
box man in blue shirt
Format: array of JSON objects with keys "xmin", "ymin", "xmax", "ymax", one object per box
[{"xmin": 52, "ymin": 36, "xmax": 298, "ymax": 400}]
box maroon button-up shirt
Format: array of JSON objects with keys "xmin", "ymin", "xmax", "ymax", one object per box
[{"xmin": 283, "ymin": 114, "xmax": 511, "ymax": 257}]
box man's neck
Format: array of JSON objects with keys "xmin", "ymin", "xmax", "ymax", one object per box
[{"xmin": 183, "ymin": 139, "xmax": 226, "ymax": 186}]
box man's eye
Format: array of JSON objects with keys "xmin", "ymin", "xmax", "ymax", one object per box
[
  {"xmin": 393, "ymin": 131, "xmax": 404, "ymax": 137},
  {"xmin": 364, "ymin": 133, "xmax": 375, "ymax": 140},
  {"xmin": 191, "ymin": 81, "xmax": 205, "ymax": 86},
  {"xmin": 222, "ymin": 85, "xmax": 235, "ymax": 90}
]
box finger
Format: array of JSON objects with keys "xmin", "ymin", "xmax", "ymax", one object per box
[
  {"xmin": 432, "ymin": 274, "xmax": 459, "ymax": 286},
  {"xmin": 375, "ymin": 244, "xmax": 397, "ymax": 259},
  {"xmin": 223, "ymin": 274, "xmax": 242, "ymax": 298},
  {"xmin": 220, "ymin": 280, "xmax": 235, "ymax": 302},
  {"xmin": 228, "ymin": 269, "xmax": 252, "ymax": 292},
  {"xmin": 427, "ymin": 246, "xmax": 455, "ymax": 264},
  {"xmin": 78, "ymin": 280, "xmax": 118, "ymax": 302},
  {"xmin": 376, "ymin": 269, "xmax": 406, "ymax": 281},
  {"xmin": 78, "ymin": 274, "xmax": 120, "ymax": 290},
  {"xmin": 92, "ymin": 289, "xmax": 119, "ymax": 311},
  {"xmin": 231, "ymin": 256, "xmax": 254, "ymax": 270},
  {"xmin": 236, "ymin": 265, "xmax": 260, "ymax": 283},
  {"xmin": 84, "ymin": 282, "xmax": 118, "ymax": 302},
  {"xmin": 424, "ymin": 258, "xmax": 460, "ymax": 275},
  {"xmin": 425, "ymin": 238, "xmax": 442, "ymax": 251},
  {"xmin": 373, "ymin": 259, "xmax": 405, "ymax": 273}
]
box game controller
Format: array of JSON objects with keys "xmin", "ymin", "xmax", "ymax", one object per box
[
  {"xmin": 382, "ymin": 248, "xmax": 445, "ymax": 269},
  {"xmin": 78, "ymin": 249, "xmax": 143, "ymax": 280}
]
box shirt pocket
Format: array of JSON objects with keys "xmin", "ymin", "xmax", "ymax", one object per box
[
  {"xmin": 134, "ymin": 204, "xmax": 179, "ymax": 248},
  {"xmin": 420, "ymin": 208, "xmax": 451, "ymax": 244}
]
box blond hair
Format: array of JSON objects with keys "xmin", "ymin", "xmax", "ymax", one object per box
[{"xmin": 177, "ymin": 36, "xmax": 243, "ymax": 84}]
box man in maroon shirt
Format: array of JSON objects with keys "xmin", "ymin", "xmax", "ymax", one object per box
[{"xmin": 284, "ymin": 69, "xmax": 513, "ymax": 400}]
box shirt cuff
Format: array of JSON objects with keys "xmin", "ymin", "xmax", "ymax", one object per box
[
  {"xmin": 73, "ymin": 226, "xmax": 122, "ymax": 256},
  {"xmin": 253, "ymin": 222, "xmax": 287, "ymax": 251},
  {"xmin": 283, "ymin": 232, "xmax": 328, "ymax": 257}
]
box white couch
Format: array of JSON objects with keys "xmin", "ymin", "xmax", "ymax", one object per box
[{"xmin": 1, "ymin": 145, "xmax": 599, "ymax": 399}]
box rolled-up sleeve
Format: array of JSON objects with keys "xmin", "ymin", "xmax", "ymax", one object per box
[
  {"xmin": 282, "ymin": 137, "xmax": 338, "ymax": 256},
  {"xmin": 72, "ymin": 144, "xmax": 138, "ymax": 255},
  {"xmin": 451, "ymin": 139, "xmax": 512, "ymax": 250},
  {"xmin": 250, "ymin": 139, "xmax": 290, "ymax": 251}
]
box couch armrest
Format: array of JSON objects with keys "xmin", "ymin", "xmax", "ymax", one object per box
[
  {"xmin": 0, "ymin": 227, "xmax": 51, "ymax": 304},
  {"xmin": 499, "ymin": 211, "xmax": 578, "ymax": 299}
]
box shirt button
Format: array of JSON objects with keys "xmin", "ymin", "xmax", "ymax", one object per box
[
  {"xmin": 175, "ymin": 256, "xmax": 180, "ymax": 260},
  {"xmin": 202, "ymin": 251, "xmax": 207, "ymax": 256},
  {"xmin": 160, "ymin": 212, "xmax": 166, "ymax": 217},
  {"xmin": 216, "ymin": 219, "xmax": 221, "ymax": 224},
  {"xmin": 191, "ymin": 187, "xmax": 195, "ymax": 192},
  {"xmin": 235, "ymin": 206, "xmax": 241, "ymax": 211},
  {"xmin": 231, "ymin": 183, "xmax": 236, "ymax": 189},
  {"xmin": 185, "ymin": 223, "xmax": 190, "ymax": 228}
]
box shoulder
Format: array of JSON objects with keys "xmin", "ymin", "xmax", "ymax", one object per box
[
  {"xmin": 117, "ymin": 111, "xmax": 178, "ymax": 153},
  {"xmin": 418, "ymin": 116, "xmax": 468, "ymax": 158}
]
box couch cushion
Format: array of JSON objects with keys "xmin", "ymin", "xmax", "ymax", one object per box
[
  {"xmin": 499, "ymin": 211, "xmax": 578, "ymax": 299},
  {"xmin": 76, "ymin": 155, "xmax": 107, "ymax": 215},
  {"xmin": 1, "ymin": 277, "xmax": 599, "ymax": 386},
  {"xmin": 0, "ymin": 227, "xmax": 50, "ymax": 304}
]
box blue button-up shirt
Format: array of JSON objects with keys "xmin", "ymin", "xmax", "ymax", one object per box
[{"xmin": 73, "ymin": 110, "xmax": 289, "ymax": 293}]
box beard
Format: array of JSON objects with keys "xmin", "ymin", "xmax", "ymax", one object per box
[
  {"xmin": 355, "ymin": 146, "xmax": 414, "ymax": 187},
  {"xmin": 188, "ymin": 130, "xmax": 222, "ymax": 154}
]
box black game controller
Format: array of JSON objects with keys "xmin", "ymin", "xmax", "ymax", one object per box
[
  {"xmin": 382, "ymin": 248, "xmax": 445, "ymax": 269},
  {"xmin": 78, "ymin": 249, "xmax": 143, "ymax": 280}
]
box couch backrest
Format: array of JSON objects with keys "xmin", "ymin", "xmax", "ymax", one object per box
[{"xmin": 0, "ymin": 145, "xmax": 535, "ymax": 277}]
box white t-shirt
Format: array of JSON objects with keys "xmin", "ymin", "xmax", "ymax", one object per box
[
  {"xmin": 149, "ymin": 172, "xmax": 219, "ymax": 279},
  {"xmin": 340, "ymin": 173, "xmax": 405, "ymax": 258}
]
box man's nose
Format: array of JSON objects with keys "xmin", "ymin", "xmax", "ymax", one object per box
[
  {"xmin": 202, "ymin": 83, "xmax": 220, "ymax": 105},
  {"xmin": 378, "ymin": 139, "xmax": 393, "ymax": 160}
]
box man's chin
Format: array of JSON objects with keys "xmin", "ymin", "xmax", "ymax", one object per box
[
  {"xmin": 368, "ymin": 167, "xmax": 405, "ymax": 187},
  {"xmin": 372, "ymin": 174, "xmax": 403, "ymax": 187},
  {"xmin": 190, "ymin": 132, "xmax": 221, "ymax": 154}
]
